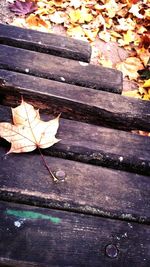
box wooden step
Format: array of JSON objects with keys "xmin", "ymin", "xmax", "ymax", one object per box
[
  {"xmin": 0, "ymin": 146, "xmax": 149, "ymax": 223},
  {"xmin": 0, "ymin": 23, "xmax": 92, "ymax": 62},
  {"xmin": 0, "ymin": 69, "xmax": 150, "ymax": 131},
  {"xmin": 0, "ymin": 104, "xmax": 150, "ymax": 176},
  {"xmin": 0, "ymin": 201, "xmax": 149, "ymax": 267},
  {"xmin": 0, "ymin": 44, "xmax": 123, "ymax": 94}
]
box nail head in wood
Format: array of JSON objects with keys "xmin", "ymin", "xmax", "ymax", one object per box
[
  {"xmin": 105, "ymin": 244, "xmax": 118, "ymax": 258},
  {"xmin": 55, "ymin": 170, "xmax": 66, "ymax": 181}
]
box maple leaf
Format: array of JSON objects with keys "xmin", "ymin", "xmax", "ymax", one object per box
[
  {"xmin": 9, "ymin": 0, "xmax": 37, "ymax": 15},
  {"xmin": 0, "ymin": 99, "xmax": 60, "ymax": 154}
]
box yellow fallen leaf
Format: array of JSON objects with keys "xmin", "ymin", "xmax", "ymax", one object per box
[
  {"xmin": 79, "ymin": 7, "xmax": 93, "ymax": 23},
  {"xmin": 69, "ymin": 9, "xmax": 81, "ymax": 24},
  {"xmin": 105, "ymin": 0, "xmax": 119, "ymax": 18},
  {"xmin": 67, "ymin": 25, "xmax": 85, "ymax": 40},
  {"xmin": 136, "ymin": 47, "xmax": 150, "ymax": 66},
  {"xmin": 84, "ymin": 28, "xmax": 99, "ymax": 42},
  {"xmin": 143, "ymin": 79, "xmax": 150, "ymax": 88},
  {"xmin": 95, "ymin": 0, "xmax": 119, "ymax": 18},
  {"xmin": 36, "ymin": 2, "xmax": 55, "ymax": 16},
  {"xmin": 142, "ymin": 94, "xmax": 150, "ymax": 100},
  {"xmin": 69, "ymin": 7, "xmax": 93, "ymax": 24},
  {"xmin": 122, "ymin": 90, "xmax": 141, "ymax": 99},
  {"xmin": 123, "ymin": 30, "xmax": 137, "ymax": 45},
  {"xmin": 99, "ymin": 31, "xmax": 111, "ymax": 42},
  {"xmin": 116, "ymin": 57, "xmax": 143, "ymax": 80}
]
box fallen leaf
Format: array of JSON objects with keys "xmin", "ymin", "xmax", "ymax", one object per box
[
  {"xmin": 69, "ymin": 9, "xmax": 81, "ymax": 24},
  {"xmin": 104, "ymin": 0, "xmax": 119, "ymax": 18},
  {"xmin": 67, "ymin": 25, "xmax": 85, "ymax": 40},
  {"xmin": 9, "ymin": 0, "xmax": 37, "ymax": 15},
  {"xmin": 26, "ymin": 14, "xmax": 51, "ymax": 30},
  {"xmin": 50, "ymin": 11, "xmax": 67, "ymax": 24},
  {"xmin": 123, "ymin": 30, "xmax": 137, "ymax": 45},
  {"xmin": 122, "ymin": 89, "xmax": 141, "ymax": 98},
  {"xmin": 7, "ymin": 0, "xmax": 150, "ymax": 96},
  {"xmin": 70, "ymin": 0, "xmax": 82, "ymax": 9},
  {"xmin": 69, "ymin": 7, "xmax": 93, "ymax": 24},
  {"xmin": 99, "ymin": 31, "xmax": 111, "ymax": 42},
  {"xmin": 0, "ymin": 99, "xmax": 60, "ymax": 154},
  {"xmin": 129, "ymin": 3, "xmax": 143, "ymax": 19},
  {"xmin": 116, "ymin": 18, "xmax": 136, "ymax": 31},
  {"xmin": 51, "ymin": 0, "xmax": 64, "ymax": 8},
  {"xmin": 136, "ymin": 48, "xmax": 150, "ymax": 66},
  {"xmin": 83, "ymin": 28, "xmax": 99, "ymax": 42},
  {"xmin": 143, "ymin": 79, "xmax": 150, "ymax": 88},
  {"xmin": 116, "ymin": 57, "xmax": 143, "ymax": 80}
]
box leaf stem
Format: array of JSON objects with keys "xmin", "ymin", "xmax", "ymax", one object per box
[{"xmin": 37, "ymin": 147, "xmax": 58, "ymax": 182}]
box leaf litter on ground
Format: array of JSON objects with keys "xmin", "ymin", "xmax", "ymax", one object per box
[{"xmin": 6, "ymin": 0, "xmax": 150, "ymax": 135}]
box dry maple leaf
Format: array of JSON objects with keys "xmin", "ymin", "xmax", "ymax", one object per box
[{"xmin": 0, "ymin": 99, "xmax": 60, "ymax": 154}]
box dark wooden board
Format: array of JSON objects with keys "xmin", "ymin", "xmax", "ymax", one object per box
[
  {"xmin": 0, "ymin": 69, "xmax": 150, "ymax": 131},
  {"xmin": 0, "ymin": 104, "xmax": 150, "ymax": 176},
  {"xmin": 0, "ymin": 145, "xmax": 150, "ymax": 223},
  {"xmin": 0, "ymin": 201, "xmax": 150, "ymax": 267},
  {"xmin": 0, "ymin": 44, "xmax": 123, "ymax": 94},
  {"xmin": 0, "ymin": 23, "xmax": 91, "ymax": 62}
]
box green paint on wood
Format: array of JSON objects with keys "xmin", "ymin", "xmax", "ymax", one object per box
[{"xmin": 6, "ymin": 209, "xmax": 61, "ymax": 224}]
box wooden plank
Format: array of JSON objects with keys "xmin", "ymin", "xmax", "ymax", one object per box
[
  {"xmin": 0, "ymin": 104, "xmax": 150, "ymax": 176},
  {"xmin": 0, "ymin": 23, "xmax": 92, "ymax": 62},
  {"xmin": 0, "ymin": 146, "xmax": 150, "ymax": 223},
  {"xmin": 0, "ymin": 44, "xmax": 123, "ymax": 94},
  {"xmin": 0, "ymin": 201, "xmax": 149, "ymax": 267},
  {"xmin": 0, "ymin": 69, "xmax": 150, "ymax": 131}
]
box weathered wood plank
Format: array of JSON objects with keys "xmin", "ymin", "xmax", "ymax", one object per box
[
  {"xmin": 0, "ymin": 104, "xmax": 150, "ymax": 176},
  {"xmin": 0, "ymin": 201, "xmax": 149, "ymax": 267},
  {"xmin": 0, "ymin": 146, "xmax": 150, "ymax": 223},
  {"xmin": 0, "ymin": 44, "xmax": 123, "ymax": 94},
  {"xmin": 0, "ymin": 69, "xmax": 150, "ymax": 131},
  {"xmin": 0, "ymin": 23, "xmax": 91, "ymax": 62}
]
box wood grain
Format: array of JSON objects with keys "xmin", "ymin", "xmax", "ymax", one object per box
[
  {"xmin": 0, "ymin": 69, "xmax": 150, "ymax": 131},
  {"xmin": 0, "ymin": 104, "xmax": 150, "ymax": 176},
  {"xmin": 0, "ymin": 23, "xmax": 91, "ymax": 62},
  {"xmin": 0, "ymin": 201, "xmax": 149, "ymax": 267},
  {"xmin": 0, "ymin": 144, "xmax": 150, "ymax": 223},
  {"xmin": 0, "ymin": 44, "xmax": 123, "ymax": 94}
]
